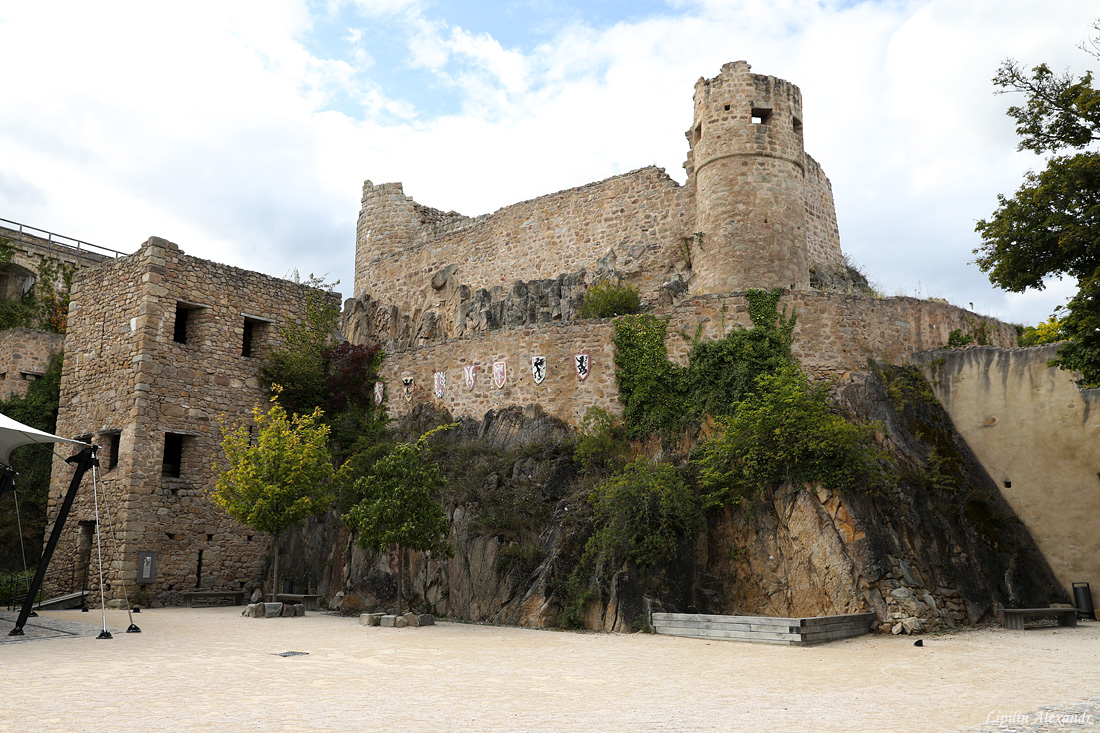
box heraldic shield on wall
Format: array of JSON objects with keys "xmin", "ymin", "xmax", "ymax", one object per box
[
  {"xmin": 433, "ymin": 371, "xmax": 446, "ymax": 399},
  {"xmin": 574, "ymin": 353, "xmax": 589, "ymax": 381},
  {"xmin": 463, "ymin": 364, "xmax": 477, "ymax": 391},
  {"xmin": 493, "ymin": 361, "xmax": 506, "ymax": 389},
  {"xmin": 374, "ymin": 381, "xmax": 384, "ymax": 405},
  {"xmin": 401, "ymin": 377, "xmax": 414, "ymax": 403},
  {"xmin": 532, "ymin": 356, "xmax": 546, "ymax": 385}
]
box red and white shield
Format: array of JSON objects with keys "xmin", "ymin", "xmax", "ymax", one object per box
[
  {"xmin": 433, "ymin": 371, "xmax": 446, "ymax": 399},
  {"xmin": 574, "ymin": 353, "xmax": 590, "ymax": 381},
  {"xmin": 374, "ymin": 381, "xmax": 384, "ymax": 405},
  {"xmin": 492, "ymin": 361, "xmax": 507, "ymax": 389},
  {"xmin": 463, "ymin": 364, "xmax": 477, "ymax": 391}
]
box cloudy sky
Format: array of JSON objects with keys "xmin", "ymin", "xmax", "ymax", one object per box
[{"xmin": 1, "ymin": 1, "xmax": 1095, "ymax": 325}]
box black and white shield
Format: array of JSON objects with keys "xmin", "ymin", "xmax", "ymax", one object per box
[
  {"xmin": 401, "ymin": 377, "xmax": 414, "ymax": 403},
  {"xmin": 532, "ymin": 356, "xmax": 546, "ymax": 385},
  {"xmin": 574, "ymin": 353, "xmax": 590, "ymax": 381}
]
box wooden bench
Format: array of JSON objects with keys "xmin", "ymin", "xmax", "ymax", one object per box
[
  {"xmin": 1002, "ymin": 607, "xmax": 1078, "ymax": 630},
  {"xmin": 181, "ymin": 590, "xmax": 246, "ymax": 608},
  {"xmin": 275, "ymin": 594, "xmax": 322, "ymax": 611}
]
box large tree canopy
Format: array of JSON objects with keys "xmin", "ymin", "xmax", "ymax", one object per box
[{"xmin": 975, "ymin": 22, "xmax": 1100, "ymax": 386}]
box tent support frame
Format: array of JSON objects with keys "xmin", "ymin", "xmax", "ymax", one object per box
[{"xmin": 9, "ymin": 445, "xmax": 98, "ymax": 636}]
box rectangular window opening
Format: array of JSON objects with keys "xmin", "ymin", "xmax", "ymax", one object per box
[
  {"xmin": 162, "ymin": 433, "xmax": 185, "ymax": 478},
  {"xmin": 723, "ymin": 104, "xmax": 731, "ymax": 111},
  {"xmin": 792, "ymin": 116, "xmax": 803, "ymax": 134},
  {"xmin": 173, "ymin": 304, "xmax": 190, "ymax": 344},
  {"xmin": 694, "ymin": 123, "xmax": 702, "ymax": 142},
  {"xmin": 107, "ymin": 432, "xmax": 121, "ymax": 471},
  {"xmin": 751, "ymin": 107, "xmax": 772, "ymax": 125}
]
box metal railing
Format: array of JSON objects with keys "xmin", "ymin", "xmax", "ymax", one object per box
[
  {"xmin": 0, "ymin": 217, "xmax": 130, "ymax": 263},
  {"xmin": 2, "ymin": 558, "xmax": 87, "ymax": 610}
]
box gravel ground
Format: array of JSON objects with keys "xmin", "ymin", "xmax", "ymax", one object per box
[{"xmin": 1, "ymin": 608, "xmax": 1098, "ymax": 732}]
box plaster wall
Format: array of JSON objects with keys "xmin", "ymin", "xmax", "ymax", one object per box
[{"xmin": 912, "ymin": 345, "xmax": 1100, "ymax": 603}]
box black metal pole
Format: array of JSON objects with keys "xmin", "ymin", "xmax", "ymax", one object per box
[{"xmin": 9, "ymin": 445, "xmax": 97, "ymax": 636}]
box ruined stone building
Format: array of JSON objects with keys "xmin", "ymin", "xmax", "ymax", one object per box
[
  {"xmin": 0, "ymin": 221, "xmax": 118, "ymax": 397},
  {"xmin": 44, "ymin": 236, "xmax": 333, "ymax": 603},
  {"xmin": 344, "ymin": 61, "xmax": 1014, "ymax": 425},
  {"xmin": 29, "ymin": 60, "xmax": 1094, "ymax": 616}
]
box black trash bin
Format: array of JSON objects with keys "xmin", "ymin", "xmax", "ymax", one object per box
[{"xmin": 1073, "ymin": 582, "xmax": 1095, "ymax": 620}]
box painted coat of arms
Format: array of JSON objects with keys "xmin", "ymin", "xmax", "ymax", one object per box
[
  {"xmin": 433, "ymin": 371, "xmax": 446, "ymax": 399},
  {"xmin": 401, "ymin": 377, "xmax": 414, "ymax": 403},
  {"xmin": 374, "ymin": 381, "xmax": 384, "ymax": 405},
  {"xmin": 492, "ymin": 361, "xmax": 507, "ymax": 389},
  {"xmin": 532, "ymin": 356, "xmax": 546, "ymax": 385},
  {"xmin": 574, "ymin": 354, "xmax": 590, "ymax": 381},
  {"xmin": 463, "ymin": 364, "xmax": 477, "ymax": 391}
]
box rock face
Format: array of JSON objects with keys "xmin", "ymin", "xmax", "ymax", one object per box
[{"xmin": 281, "ymin": 372, "xmax": 1066, "ymax": 632}]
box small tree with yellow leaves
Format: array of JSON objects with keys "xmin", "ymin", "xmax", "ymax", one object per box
[{"xmin": 212, "ymin": 393, "xmax": 335, "ymax": 601}]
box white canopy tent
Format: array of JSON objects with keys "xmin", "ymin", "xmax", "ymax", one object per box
[{"xmin": 0, "ymin": 411, "xmax": 87, "ymax": 466}]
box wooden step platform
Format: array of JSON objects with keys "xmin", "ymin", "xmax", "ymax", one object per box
[{"xmin": 652, "ymin": 612, "xmax": 875, "ymax": 646}]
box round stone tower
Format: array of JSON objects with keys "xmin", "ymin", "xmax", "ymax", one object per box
[
  {"xmin": 686, "ymin": 61, "xmax": 809, "ymax": 294},
  {"xmin": 354, "ymin": 180, "xmax": 420, "ymax": 299}
]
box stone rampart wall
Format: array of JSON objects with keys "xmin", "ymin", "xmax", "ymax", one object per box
[
  {"xmin": 911, "ymin": 345, "xmax": 1100, "ymax": 603},
  {"xmin": 0, "ymin": 328, "xmax": 63, "ymax": 397},
  {"xmin": 377, "ymin": 292, "xmax": 1015, "ymax": 426},
  {"xmin": 356, "ymin": 167, "xmax": 694, "ymax": 309}
]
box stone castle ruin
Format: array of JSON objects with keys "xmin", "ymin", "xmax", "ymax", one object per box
[
  {"xmin": 344, "ymin": 61, "xmax": 1013, "ymax": 426},
  {"xmin": 24, "ymin": 61, "xmax": 1092, "ymax": 626}
]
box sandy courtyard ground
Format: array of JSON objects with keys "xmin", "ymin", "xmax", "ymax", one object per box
[{"xmin": 1, "ymin": 607, "xmax": 1098, "ymax": 732}]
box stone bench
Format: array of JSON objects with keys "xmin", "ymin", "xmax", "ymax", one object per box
[
  {"xmin": 181, "ymin": 590, "xmax": 246, "ymax": 608},
  {"xmin": 1002, "ymin": 607, "xmax": 1078, "ymax": 630},
  {"xmin": 275, "ymin": 594, "xmax": 322, "ymax": 611}
]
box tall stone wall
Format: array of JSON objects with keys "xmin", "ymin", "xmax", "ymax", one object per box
[
  {"xmin": 803, "ymin": 155, "xmax": 844, "ymax": 274},
  {"xmin": 47, "ymin": 236, "xmax": 334, "ymax": 605},
  {"xmin": 911, "ymin": 345, "xmax": 1100, "ymax": 602},
  {"xmin": 0, "ymin": 328, "xmax": 63, "ymax": 397},
  {"xmin": 356, "ymin": 167, "xmax": 694, "ymax": 307},
  {"xmin": 373, "ymin": 292, "xmax": 1015, "ymax": 426}
]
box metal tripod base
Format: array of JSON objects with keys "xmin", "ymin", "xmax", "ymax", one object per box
[
  {"xmin": 97, "ymin": 630, "xmax": 113, "ymax": 639},
  {"xmin": 126, "ymin": 624, "xmax": 141, "ymax": 633},
  {"xmin": 8, "ymin": 627, "xmax": 24, "ymax": 636}
]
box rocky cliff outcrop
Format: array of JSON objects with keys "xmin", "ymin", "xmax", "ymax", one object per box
[{"xmin": 280, "ymin": 371, "xmax": 1066, "ymax": 633}]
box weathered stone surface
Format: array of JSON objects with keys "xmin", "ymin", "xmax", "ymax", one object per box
[
  {"xmin": 417, "ymin": 614, "xmax": 435, "ymax": 626},
  {"xmin": 250, "ymin": 589, "xmax": 263, "ymax": 604},
  {"xmin": 380, "ymin": 614, "xmax": 397, "ymax": 627},
  {"xmin": 242, "ymin": 603, "xmax": 264, "ymax": 618},
  {"xmin": 265, "ymin": 603, "xmax": 284, "ymax": 617},
  {"xmin": 394, "ymin": 616, "xmax": 409, "ymax": 628},
  {"xmin": 403, "ymin": 612, "xmax": 419, "ymax": 627},
  {"xmin": 358, "ymin": 612, "xmax": 383, "ymax": 627},
  {"xmin": 294, "ymin": 604, "xmax": 305, "ymax": 617}
]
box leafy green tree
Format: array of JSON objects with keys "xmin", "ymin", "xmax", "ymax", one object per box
[
  {"xmin": 695, "ymin": 365, "xmax": 888, "ymax": 507},
  {"xmin": 1018, "ymin": 315, "xmax": 1066, "ymax": 346},
  {"xmin": 342, "ymin": 426, "xmax": 455, "ymax": 614},
  {"xmin": 587, "ymin": 459, "xmax": 701, "ymax": 571},
  {"xmin": 975, "ymin": 23, "xmax": 1100, "ymax": 385},
  {"xmin": 212, "ymin": 394, "xmax": 335, "ymax": 601},
  {"xmin": 262, "ymin": 276, "xmax": 341, "ymax": 416},
  {"xmin": 0, "ymin": 352, "xmax": 63, "ymax": 571}
]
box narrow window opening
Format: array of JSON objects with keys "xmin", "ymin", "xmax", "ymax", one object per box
[
  {"xmin": 723, "ymin": 104, "xmax": 731, "ymax": 111},
  {"xmin": 751, "ymin": 107, "xmax": 772, "ymax": 125},
  {"xmin": 162, "ymin": 433, "xmax": 184, "ymax": 478},
  {"xmin": 792, "ymin": 116, "xmax": 803, "ymax": 134},
  {"xmin": 173, "ymin": 304, "xmax": 190, "ymax": 343},
  {"xmin": 107, "ymin": 433, "xmax": 120, "ymax": 471},
  {"xmin": 242, "ymin": 319, "xmax": 255, "ymax": 357},
  {"xmin": 694, "ymin": 123, "xmax": 702, "ymax": 142},
  {"xmin": 195, "ymin": 549, "xmax": 203, "ymax": 588},
  {"xmin": 206, "ymin": 534, "xmax": 213, "ymax": 541}
]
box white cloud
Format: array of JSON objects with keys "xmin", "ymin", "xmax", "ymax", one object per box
[{"xmin": 0, "ymin": 0, "xmax": 1096, "ymax": 323}]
